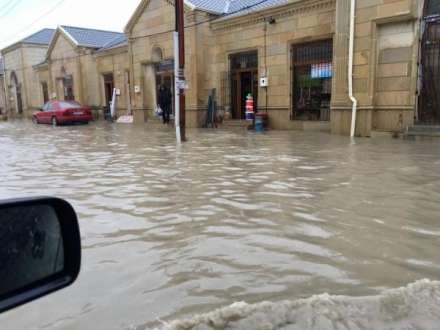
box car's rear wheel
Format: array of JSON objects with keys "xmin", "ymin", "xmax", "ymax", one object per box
[
  {"xmin": 32, "ymin": 116, "xmax": 38, "ymax": 124},
  {"xmin": 51, "ymin": 117, "xmax": 58, "ymax": 127}
]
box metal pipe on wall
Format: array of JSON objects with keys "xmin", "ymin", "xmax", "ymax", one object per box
[
  {"xmin": 174, "ymin": 31, "xmax": 181, "ymax": 144},
  {"xmin": 349, "ymin": 0, "xmax": 358, "ymax": 138}
]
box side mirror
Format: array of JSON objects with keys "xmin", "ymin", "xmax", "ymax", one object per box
[{"xmin": 0, "ymin": 198, "xmax": 81, "ymax": 313}]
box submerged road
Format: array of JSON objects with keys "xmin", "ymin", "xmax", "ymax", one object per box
[{"xmin": 1, "ymin": 120, "xmax": 440, "ymax": 329}]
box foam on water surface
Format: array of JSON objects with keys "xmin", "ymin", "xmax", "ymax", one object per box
[{"xmin": 156, "ymin": 280, "xmax": 440, "ymax": 330}]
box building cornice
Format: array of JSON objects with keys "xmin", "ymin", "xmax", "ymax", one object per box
[
  {"xmin": 94, "ymin": 45, "xmax": 129, "ymax": 58},
  {"xmin": 1, "ymin": 43, "xmax": 23, "ymax": 55},
  {"xmin": 211, "ymin": 0, "xmax": 336, "ymax": 31}
]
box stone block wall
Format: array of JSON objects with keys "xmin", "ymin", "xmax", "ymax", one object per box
[
  {"xmin": 331, "ymin": 0, "xmax": 421, "ymax": 136},
  {"xmin": 95, "ymin": 47, "xmax": 131, "ymax": 117},
  {"xmin": 0, "ymin": 75, "xmax": 5, "ymax": 113},
  {"xmin": 2, "ymin": 48, "xmax": 26, "ymax": 115},
  {"xmin": 373, "ymin": 20, "xmax": 417, "ymax": 131},
  {"xmin": 49, "ymin": 34, "xmax": 84, "ymax": 103},
  {"xmin": 127, "ymin": 0, "xmax": 208, "ymax": 127},
  {"xmin": 128, "ymin": 0, "xmax": 176, "ymax": 123},
  {"xmin": 22, "ymin": 46, "xmax": 48, "ymax": 110},
  {"xmin": 208, "ymin": 0, "xmax": 336, "ymax": 130}
]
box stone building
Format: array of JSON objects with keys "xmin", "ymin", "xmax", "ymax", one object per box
[
  {"xmin": 124, "ymin": 0, "xmax": 428, "ymax": 136},
  {"xmin": 0, "ymin": 57, "xmax": 6, "ymax": 114},
  {"xmin": 332, "ymin": 0, "xmax": 424, "ymax": 136},
  {"xmin": 1, "ymin": 29, "xmax": 55, "ymax": 117},
  {"xmin": 1, "ymin": 0, "xmax": 438, "ymax": 137},
  {"xmin": 36, "ymin": 26, "xmax": 128, "ymax": 117},
  {"xmin": 94, "ymin": 35, "xmax": 131, "ymax": 117}
]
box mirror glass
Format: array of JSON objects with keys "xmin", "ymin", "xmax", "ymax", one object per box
[{"xmin": 0, "ymin": 205, "xmax": 64, "ymax": 296}]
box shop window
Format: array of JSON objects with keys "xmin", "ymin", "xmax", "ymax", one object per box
[
  {"xmin": 230, "ymin": 51, "xmax": 258, "ymax": 71},
  {"xmin": 291, "ymin": 40, "xmax": 333, "ymax": 121},
  {"xmin": 426, "ymin": 0, "xmax": 440, "ymax": 17},
  {"xmin": 63, "ymin": 75, "xmax": 74, "ymax": 101}
]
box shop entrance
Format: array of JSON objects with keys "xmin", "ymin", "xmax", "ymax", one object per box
[
  {"xmin": 155, "ymin": 59, "xmax": 174, "ymax": 114},
  {"xmin": 103, "ymin": 73, "xmax": 114, "ymax": 108},
  {"xmin": 230, "ymin": 51, "xmax": 258, "ymax": 120},
  {"xmin": 418, "ymin": 1, "xmax": 440, "ymax": 124},
  {"xmin": 63, "ymin": 75, "xmax": 74, "ymax": 101},
  {"xmin": 291, "ymin": 40, "xmax": 333, "ymax": 121}
]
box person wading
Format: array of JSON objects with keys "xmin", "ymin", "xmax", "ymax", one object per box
[{"xmin": 158, "ymin": 84, "xmax": 172, "ymax": 124}]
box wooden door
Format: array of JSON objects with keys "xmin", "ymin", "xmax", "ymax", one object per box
[{"xmin": 103, "ymin": 74, "xmax": 114, "ymax": 108}]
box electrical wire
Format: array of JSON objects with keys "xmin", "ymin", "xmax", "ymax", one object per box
[
  {"xmin": 0, "ymin": 0, "xmax": 22, "ymax": 17},
  {"xmin": 131, "ymin": 0, "xmax": 272, "ymax": 40},
  {"xmin": 4, "ymin": 0, "xmax": 275, "ymax": 74},
  {"xmin": 1, "ymin": 0, "xmax": 67, "ymax": 46},
  {"xmin": 0, "ymin": 0, "xmax": 18, "ymax": 12}
]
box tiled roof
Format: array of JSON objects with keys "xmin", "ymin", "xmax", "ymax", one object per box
[
  {"xmin": 21, "ymin": 28, "xmax": 55, "ymax": 45},
  {"xmin": 227, "ymin": 0, "xmax": 289, "ymax": 15},
  {"xmin": 186, "ymin": 0, "xmax": 289, "ymax": 15},
  {"xmin": 186, "ymin": 0, "xmax": 228, "ymax": 14},
  {"xmin": 61, "ymin": 26, "xmax": 125, "ymax": 49},
  {"xmin": 99, "ymin": 34, "xmax": 128, "ymax": 50}
]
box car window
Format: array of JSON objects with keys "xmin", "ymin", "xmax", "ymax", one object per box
[
  {"xmin": 44, "ymin": 102, "xmax": 56, "ymax": 111},
  {"xmin": 58, "ymin": 101, "xmax": 82, "ymax": 109},
  {"xmin": 42, "ymin": 102, "xmax": 50, "ymax": 111}
]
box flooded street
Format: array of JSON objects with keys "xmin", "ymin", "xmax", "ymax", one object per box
[{"xmin": 1, "ymin": 120, "xmax": 440, "ymax": 329}]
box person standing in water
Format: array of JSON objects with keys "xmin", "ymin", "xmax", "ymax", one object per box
[{"xmin": 158, "ymin": 84, "xmax": 172, "ymax": 124}]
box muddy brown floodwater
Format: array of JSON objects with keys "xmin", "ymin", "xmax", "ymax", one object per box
[{"xmin": 0, "ymin": 120, "xmax": 440, "ymax": 330}]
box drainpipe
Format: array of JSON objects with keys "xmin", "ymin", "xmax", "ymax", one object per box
[{"xmin": 348, "ymin": 0, "xmax": 358, "ymax": 138}]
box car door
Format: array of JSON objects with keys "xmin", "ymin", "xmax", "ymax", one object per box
[
  {"xmin": 43, "ymin": 101, "xmax": 58, "ymax": 123},
  {"xmin": 35, "ymin": 103, "xmax": 46, "ymax": 123},
  {"xmin": 45, "ymin": 102, "xmax": 55, "ymax": 123},
  {"xmin": 38, "ymin": 102, "xmax": 50, "ymax": 123},
  {"xmin": 47, "ymin": 101, "xmax": 59, "ymax": 122}
]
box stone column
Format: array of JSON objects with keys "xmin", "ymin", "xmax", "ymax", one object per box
[
  {"xmin": 331, "ymin": 0, "xmax": 357, "ymax": 135},
  {"xmin": 331, "ymin": 0, "xmax": 350, "ymax": 108}
]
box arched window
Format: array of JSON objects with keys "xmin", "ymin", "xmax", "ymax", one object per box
[
  {"xmin": 9, "ymin": 71, "xmax": 23, "ymax": 114},
  {"xmin": 10, "ymin": 71, "xmax": 18, "ymax": 86},
  {"xmin": 152, "ymin": 47, "xmax": 163, "ymax": 63}
]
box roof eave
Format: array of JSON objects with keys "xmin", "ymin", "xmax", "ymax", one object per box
[
  {"xmin": 59, "ymin": 26, "xmax": 80, "ymax": 47},
  {"xmin": 95, "ymin": 43, "xmax": 129, "ymax": 56},
  {"xmin": 1, "ymin": 42, "xmax": 23, "ymax": 55}
]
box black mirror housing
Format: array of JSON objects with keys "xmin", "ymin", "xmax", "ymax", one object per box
[{"xmin": 0, "ymin": 197, "xmax": 81, "ymax": 313}]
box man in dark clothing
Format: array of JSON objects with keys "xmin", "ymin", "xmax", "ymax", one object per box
[{"xmin": 158, "ymin": 85, "xmax": 172, "ymax": 124}]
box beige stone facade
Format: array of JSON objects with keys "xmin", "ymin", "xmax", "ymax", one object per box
[
  {"xmin": 125, "ymin": 0, "xmax": 423, "ymax": 136},
  {"xmin": 1, "ymin": 44, "xmax": 49, "ymax": 117},
  {"xmin": 95, "ymin": 46, "xmax": 131, "ymax": 118},
  {"xmin": 0, "ymin": 58, "xmax": 6, "ymax": 114},
  {"xmin": 0, "ymin": 0, "xmax": 428, "ymax": 136},
  {"xmin": 331, "ymin": 0, "xmax": 422, "ymax": 136},
  {"xmin": 0, "ymin": 75, "xmax": 6, "ymax": 114},
  {"xmin": 44, "ymin": 31, "xmax": 100, "ymax": 106}
]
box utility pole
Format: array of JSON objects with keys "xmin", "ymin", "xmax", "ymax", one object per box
[{"xmin": 174, "ymin": 0, "xmax": 186, "ymax": 142}]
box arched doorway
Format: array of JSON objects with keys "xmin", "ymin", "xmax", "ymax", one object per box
[
  {"xmin": 152, "ymin": 47, "xmax": 174, "ymax": 115},
  {"xmin": 10, "ymin": 71, "xmax": 23, "ymax": 115}
]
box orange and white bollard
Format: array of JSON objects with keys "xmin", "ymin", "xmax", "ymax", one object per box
[{"xmin": 245, "ymin": 94, "xmax": 254, "ymax": 121}]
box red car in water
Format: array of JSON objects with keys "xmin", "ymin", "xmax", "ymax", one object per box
[{"xmin": 33, "ymin": 100, "xmax": 93, "ymax": 126}]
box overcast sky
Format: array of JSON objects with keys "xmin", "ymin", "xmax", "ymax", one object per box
[{"xmin": 0, "ymin": 0, "xmax": 141, "ymax": 50}]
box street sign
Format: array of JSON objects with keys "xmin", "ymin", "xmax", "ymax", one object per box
[{"xmin": 176, "ymin": 79, "xmax": 188, "ymax": 90}]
